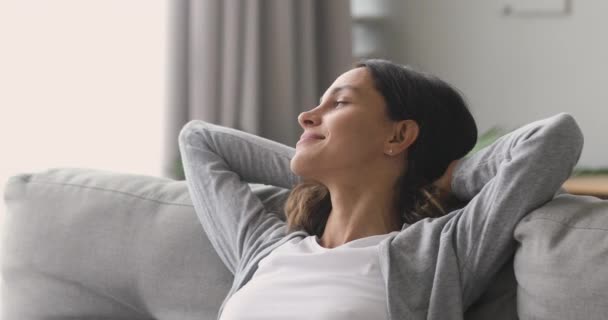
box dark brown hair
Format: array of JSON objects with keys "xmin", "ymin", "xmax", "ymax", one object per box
[{"xmin": 284, "ymin": 59, "xmax": 477, "ymax": 235}]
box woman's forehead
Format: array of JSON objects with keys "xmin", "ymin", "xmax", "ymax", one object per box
[
  {"xmin": 333, "ymin": 67, "xmax": 372, "ymax": 87},
  {"xmin": 322, "ymin": 68, "xmax": 374, "ymax": 99}
]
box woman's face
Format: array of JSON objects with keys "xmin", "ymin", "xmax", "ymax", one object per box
[{"xmin": 291, "ymin": 67, "xmax": 394, "ymax": 182}]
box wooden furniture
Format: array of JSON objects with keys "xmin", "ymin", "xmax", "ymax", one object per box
[{"xmin": 563, "ymin": 175, "xmax": 608, "ymax": 199}]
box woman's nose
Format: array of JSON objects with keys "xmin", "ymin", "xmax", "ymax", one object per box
[{"xmin": 298, "ymin": 109, "xmax": 321, "ymax": 128}]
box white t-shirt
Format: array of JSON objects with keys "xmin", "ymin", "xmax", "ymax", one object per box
[{"xmin": 219, "ymin": 231, "xmax": 400, "ymax": 320}]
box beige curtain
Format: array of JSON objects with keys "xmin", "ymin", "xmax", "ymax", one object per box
[{"xmin": 164, "ymin": 0, "xmax": 353, "ymax": 179}]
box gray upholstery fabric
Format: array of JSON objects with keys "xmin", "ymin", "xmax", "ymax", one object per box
[
  {"xmin": 2, "ymin": 168, "xmax": 607, "ymax": 319},
  {"xmin": 514, "ymin": 193, "xmax": 608, "ymax": 320},
  {"xmin": 1, "ymin": 168, "xmax": 288, "ymax": 319}
]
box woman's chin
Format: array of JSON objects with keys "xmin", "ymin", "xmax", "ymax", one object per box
[
  {"xmin": 290, "ymin": 157, "xmax": 305, "ymax": 176},
  {"xmin": 290, "ymin": 157, "xmax": 316, "ymax": 180}
]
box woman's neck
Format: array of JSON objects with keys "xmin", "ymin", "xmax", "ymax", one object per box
[{"xmin": 318, "ymin": 182, "xmax": 402, "ymax": 249}]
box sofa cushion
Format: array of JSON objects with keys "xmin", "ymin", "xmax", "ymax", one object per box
[
  {"xmin": 1, "ymin": 168, "xmax": 290, "ymax": 320},
  {"xmin": 514, "ymin": 193, "xmax": 608, "ymax": 320}
]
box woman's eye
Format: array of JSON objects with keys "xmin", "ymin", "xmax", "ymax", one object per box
[{"xmin": 334, "ymin": 101, "xmax": 348, "ymax": 107}]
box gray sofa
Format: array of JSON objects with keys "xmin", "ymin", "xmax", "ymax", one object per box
[{"xmin": 2, "ymin": 168, "xmax": 608, "ymax": 319}]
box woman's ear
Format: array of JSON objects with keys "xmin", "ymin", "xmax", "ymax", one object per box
[{"xmin": 385, "ymin": 120, "xmax": 419, "ymax": 155}]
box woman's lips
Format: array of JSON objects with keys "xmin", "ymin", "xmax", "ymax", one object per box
[
  {"xmin": 296, "ymin": 137, "xmax": 323, "ymax": 145},
  {"xmin": 297, "ymin": 132, "xmax": 325, "ymax": 145}
]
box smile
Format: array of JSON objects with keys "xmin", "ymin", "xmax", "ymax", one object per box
[{"xmin": 296, "ymin": 137, "xmax": 323, "ymax": 145}]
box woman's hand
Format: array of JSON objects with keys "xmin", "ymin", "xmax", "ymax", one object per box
[{"xmin": 433, "ymin": 159, "xmax": 460, "ymax": 194}]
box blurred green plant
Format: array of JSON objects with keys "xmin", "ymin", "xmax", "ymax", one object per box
[
  {"xmin": 468, "ymin": 127, "xmax": 508, "ymax": 155},
  {"xmin": 174, "ymin": 154, "xmax": 185, "ymax": 180}
]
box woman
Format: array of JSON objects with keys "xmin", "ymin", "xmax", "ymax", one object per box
[{"xmin": 178, "ymin": 59, "xmax": 583, "ymax": 319}]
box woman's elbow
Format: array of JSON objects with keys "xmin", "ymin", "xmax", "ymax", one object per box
[{"xmin": 550, "ymin": 113, "xmax": 584, "ymax": 162}]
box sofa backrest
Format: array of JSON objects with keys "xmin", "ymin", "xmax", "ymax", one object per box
[
  {"xmin": 514, "ymin": 192, "xmax": 608, "ymax": 319},
  {"xmin": 2, "ymin": 168, "xmax": 245, "ymax": 319},
  {"xmin": 3, "ymin": 168, "xmax": 607, "ymax": 319}
]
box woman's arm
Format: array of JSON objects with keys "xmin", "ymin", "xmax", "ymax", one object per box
[
  {"xmin": 178, "ymin": 120, "xmax": 302, "ymax": 274},
  {"xmin": 447, "ymin": 113, "xmax": 584, "ymax": 307}
]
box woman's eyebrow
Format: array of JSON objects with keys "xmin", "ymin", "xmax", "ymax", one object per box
[{"xmin": 319, "ymin": 85, "xmax": 359, "ymax": 104}]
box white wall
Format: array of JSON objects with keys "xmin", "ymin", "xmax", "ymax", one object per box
[
  {"xmin": 0, "ymin": 0, "xmax": 166, "ymax": 218},
  {"xmin": 386, "ymin": 0, "xmax": 607, "ymax": 167}
]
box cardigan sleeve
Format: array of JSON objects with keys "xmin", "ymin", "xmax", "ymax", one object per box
[
  {"xmin": 448, "ymin": 113, "xmax": 584, "ymax": 305},
  {"xmin": 178, "ymin": 120, "xmax": 303, "ymax": 274}
]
